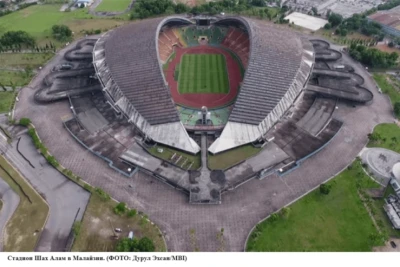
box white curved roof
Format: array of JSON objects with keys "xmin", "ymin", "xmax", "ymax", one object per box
[{"xmin": 392, "ymin": 162, "xmax": 400, "ymax": 180}]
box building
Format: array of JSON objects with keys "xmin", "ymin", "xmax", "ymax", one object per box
[
  {"xmin": 75, "ymin": 0, "xmax": 93, "ymax": 8},
  {"xmin": 391, "ymin": 162, "xmax": 400, "ymax": 192},
  {"xmin": 368, "ymin": 6, "xmax": 400, "ymax": 37}
]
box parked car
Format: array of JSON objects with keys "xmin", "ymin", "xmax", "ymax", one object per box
[
  {"xmin": 390, "ymin": 241, "xmax": 397, "ymax": 248},
  {"xmin": 115, "ymin": 228, "xmax": 122, "ymax": 233},
  {"xmin": 60, "ymin": 63, "xmax": 73, "ymax": 70}
]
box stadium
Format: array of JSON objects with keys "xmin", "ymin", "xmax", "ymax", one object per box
[
  {"xmin": 33, "ymin": 15, "xmax": 373, "ymax": 203},
  {"xmin": 93, "ymin": 16, "xmax": 314, "ymax": 154}
]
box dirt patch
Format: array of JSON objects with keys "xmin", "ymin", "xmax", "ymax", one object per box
[
  {"xmin": 72, "ymin": 194, "xmax": 166, "ymax": 252},
  {"xmin": 176, "ymin": 0, "xmax": 201, "ymax": 7},
  {"xmin": 374, "ymin": 44, "xmax": 400, "ymax": 55}
]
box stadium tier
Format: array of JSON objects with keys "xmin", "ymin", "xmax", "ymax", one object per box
[{"xmin": 93, "ymin": 16, "xmax": 315, "ymax": 154}]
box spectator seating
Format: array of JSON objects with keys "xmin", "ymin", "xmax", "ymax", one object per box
[{"xmin": 221, "ymin": 27, "xmax": 249, "ymax": 67}]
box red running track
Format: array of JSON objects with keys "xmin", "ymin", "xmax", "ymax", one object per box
[{"xmin": 164, "ymin": 46, "xmax": 242, "ymax": 109}]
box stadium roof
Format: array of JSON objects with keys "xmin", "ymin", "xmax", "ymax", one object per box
[
  {"xmin": 94, "ymin": 17, "xmax": 200, "ymax": 154},
  {"xmin": 209, "ymin": 17, "xmax": 314, "ymax": 153}
]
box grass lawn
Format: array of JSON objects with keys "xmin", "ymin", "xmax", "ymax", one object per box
[
  {"xmin": 0, "ymin": 5, "xmax": 126, "ymax": 46},
  {"xmin": 0, "ymin": 91, "xmax": 15, "ymax": 113},
  {"xmin": 0, "ymin": 53, "xmax": 54, "ymax": 68},
  {"xmin": 95, "ymin": 0, "xmax": 132, "ymax": 12},
  {"xmin": 208, "ymin": 144, "xmax": 261, "ymax": 170},
  {"xmin": 72, "ymin": 193, "xmax": 166, "ymax": 252},
  {"xmin": 246, "ymin": 160, "xmax": 385, "ymax": 252},
  {"xmin": 147, "ymin": 144, "xmax": 201, "ymax": 170},
  {"xmin": 0, "ymin": 156, "xmax": 48, "ymax": 252},
  {"xmin": 373, "ymin": 73, "xmax": 400, "ymax": 104},
  {"xmin": 367, "ymin": 123, "xmax": 400, "ymax": 153},
  {"xmin": 0, "ymin": 70, "xmax": 32, "ymax": 86},
  {"xmin": 178, "ymin": 54, "xmax": 229, "ymax": 94}
]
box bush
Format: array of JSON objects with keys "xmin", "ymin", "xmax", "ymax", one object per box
[
  {"xmin": 83, "ymin": 183, "xmax": 92, "ymax": 192},
  {"xmin": 95, "ymin": 187, "xmax": 111, "ymax": 201},
  {"xmin": 269, "ymin": 213, "xmax": 279, "ymax": 222},
  {"xmin": 115, "ymin": 237, "xmax": 155, "ymax": 252},
  {"xmin": 127, "ymin": 209, "xmax": 137, "ymax": 218},
  {"xmin": 19, "ymin": 117, "xmax": 31, "ymax": 126},
  {"xmin": 394, "ymin": 102, "xmax": 400, "ymax": 118},
  {"xmin": 46, "ymin": 155, "xmax": 59, "ymax": 167},
  {"xmin": 51, "ymin": 25, "xmax": 72, "ymax": 41},
  {"xmin": 320, "ymin": 183, "xmax": 332, "ymax": 195},
  {"xmin": 114, "ymin": 202, "xmax": 127, "ymax": 215},
  {"xmin": 72, "ymin": 221, "xmax": 82, "ymax": 237},
  {"xmin": 280, "ymin": 207, "xmax": 291, "ymax": 219}
]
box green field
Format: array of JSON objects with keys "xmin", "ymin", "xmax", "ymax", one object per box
[
  {"xmin": 0, "ymin": 70, "xmax": 33, "ymax": 86},
  {"xmin": 96, "ymin": 0, "xmax": 132, "ymax": 12},
  {"xmin": 0, "ymin": 91, "xmax": 16, "ymax": 113},
  {"xmin": 246, "ymin": 160, "xmax": 387, "ymax": 252},
  {"xmin": 367, "ymin": 123, "xmax": 400, "ymax": 153},
  {"xmin": 208, "ymin": 145, "xmax": 261, "ymax": 170},
  {"xmin": 178, "ymin": 54, "xmax": 229, "ymax": 94},
  {"xmin": 0, "ymin": 5, "xmax": 126, "ymax": 45}
]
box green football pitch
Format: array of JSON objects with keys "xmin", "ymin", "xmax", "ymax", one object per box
[{"xmin": 178, "ymin": 54, "xmax": 229, "ymax": 94}]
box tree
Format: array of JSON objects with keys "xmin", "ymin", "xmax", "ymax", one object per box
[
  {"xmin": 114, "ymin": 202, "xmax": 127, "ymax": 215},
  {"xmin": 328, "ymin": 12, "xmax": 343, "ymax": 27},
  {"xmin": 0, "ymin": 31, "xmax": 36, "ymax": 49},
  {"xmin": 51, "ymin": 25, "xmax": 72, "ymax": 41},
  {"xmin": 319, "ymin": 183, "xmax": 331, "ymax": 195},
  {"xmin": 394, "ymin": 102, "xmax": 400, "ymax": 118},
  {"xmin": 324, "ymin": 23, "xmax": 332, "ymax": 30},
  {"xmin": 311, "ymin": 6, "xmax": 318, "ymax": 16},
  {"xmin": 137, "ymin": 237, "xmax": 155, "ymax": 252},
  {"xmin": 174, "ymin": 3, "xmax": 188, "ymax": 13},
  {"xmin": 127, "ymin": 209, "xmax": 137, "ymax": 217},
  {"xmin": 251, "ymin": 0, "xmax": 266, "ymax": 7}
]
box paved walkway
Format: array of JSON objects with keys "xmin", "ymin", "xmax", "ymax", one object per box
[
  {"xmin": 359, "ymin": 147, "xmax": 400, "ymax": 186},
  {"xmin": 0, "ymin": 134, "xmax": 90, "ymax": 251},
  {"xmin": 0, "ymin": 178, "xmax": 20, "ymax": 252},
  {"xmin": 11, "ymin": 41, "xmax": 395, "ymax": 251}
]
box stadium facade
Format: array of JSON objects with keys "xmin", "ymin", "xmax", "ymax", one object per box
[{"xmin": 93, "ymin": 16, "xmax": 314, "ymax": 154}]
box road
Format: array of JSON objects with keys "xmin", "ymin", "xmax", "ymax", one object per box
[
  {"xmin": 0, "ymin": 133, "xmax": 90, "ymax": 251},
  {"xmin": 0, "ymin": 178, "xmax": 20, "ymax": 252}
]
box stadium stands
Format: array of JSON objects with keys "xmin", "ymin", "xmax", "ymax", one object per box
[{"xmin": 221, "ymin": 27, "xmax": 250, "ymax": 67}]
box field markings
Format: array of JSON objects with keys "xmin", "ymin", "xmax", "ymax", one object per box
[{"xmin": 177, "ymin": 53, "xmax": 230, "ymax": 94}]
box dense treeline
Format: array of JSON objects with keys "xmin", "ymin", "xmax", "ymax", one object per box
[
  {"xmin": 349, "ymin": 43, "xmax": 399, "ymax": 68},
  {"xmin": 325, "ymin": 11, "xmax": 384, "ymax": 40},
  {"xmin": 0, "ymin": 2, "xmax": 37, "ymax": 18},
  {"xmin": 377, "ymin": 0, "xmax": 400, "ymax": 10},
  {"xmin": 0, "ymin": 31, "xmax": 36, "ymax": 50},
  {"xmin": 130, "ymin": 0, "xmax": 285, "ymax": 20},
  {"xmin": 324, "ymin": 0, "xmax": 400, "ymax": 39}
]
